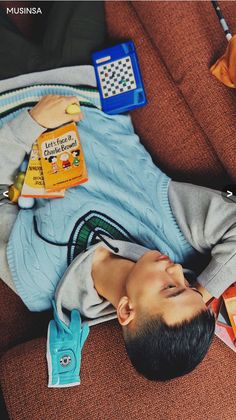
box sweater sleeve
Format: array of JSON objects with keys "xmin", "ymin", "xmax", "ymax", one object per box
[
  {"xmin": 0, "ymin": 110, "xmax": 46, "ymax": 184},
  {"xmin": 169, "ymin": 181, "xmax": 236, "ymax": 298}
]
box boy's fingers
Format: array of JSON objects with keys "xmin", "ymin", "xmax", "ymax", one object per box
[
  {"xmin": 65, "ymin": 112, "xmax": 83, "ymax": 124},
  {"xmin": 74, "ymin": 112, "xmax": 84, "ymax": 121},
  {"xmin": 65, "ymin": 96, "xmax": 80, "ymax": 105},
  {"xmin": 72, "ymin": 111, "xmax": 82, "ymax": 118},
  {"xmin": 71, "ymin": 113, "xmax": 83, "ymax": 123}
]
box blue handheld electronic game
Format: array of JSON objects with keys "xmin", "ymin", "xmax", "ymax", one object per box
[{"xmin": 92, "ymin": 41, "xmax": 147, "ymax": 115}]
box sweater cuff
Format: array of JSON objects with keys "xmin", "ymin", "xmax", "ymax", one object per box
[
  {"xmin": 8, "ymin": 110, "xmax": 46, "ymax": 153},
  {"xmin": 197, "ymin": 258, "xmax": 235, "ymax": 298}
]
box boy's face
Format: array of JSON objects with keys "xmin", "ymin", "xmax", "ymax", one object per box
[{"xmin": 124, "ymin": 251, "xmax": 207, "ymax": 326}]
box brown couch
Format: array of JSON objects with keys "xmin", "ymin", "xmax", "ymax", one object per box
[{"xmin": 1, "ymin": 2, "xmax": 236, "ymax": 419}]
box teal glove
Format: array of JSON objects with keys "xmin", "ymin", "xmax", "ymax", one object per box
[{"xmin": 47, "ymin": 300, "xmax": 89, "ymax": 388}]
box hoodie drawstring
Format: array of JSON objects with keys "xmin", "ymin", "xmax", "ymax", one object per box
[{"xmin": 33, "ymin": 216, "xmax": 119, "ymax": 254}]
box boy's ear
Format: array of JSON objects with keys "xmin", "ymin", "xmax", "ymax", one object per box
[{"xmin": 117, "ymin": 296, "xmax": 135, "ymax": 326}]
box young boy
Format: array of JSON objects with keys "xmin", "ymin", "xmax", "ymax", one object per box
[{"xmin": 2, "ymin": 93, "xmax": 236, "ymax": 382}]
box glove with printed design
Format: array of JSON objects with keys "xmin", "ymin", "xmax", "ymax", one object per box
[{"xmin": 47, "ymin": 300, "xmax": 89, "ymax": 387}]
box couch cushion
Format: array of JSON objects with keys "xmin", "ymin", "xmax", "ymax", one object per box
[
  {"xmin": 105, "ymin": 1, "xmax": 234, "ymax": 187},
  {"xmin": 1, "ymin": 323, "xmax": 236, "ymax": 420},
  {"xmin": 0, "ymin": 280, "xmax": 50, "ymax": 356},
  {"xmin": 133, "ymin": 1, "xmax": 236, "ymax": 182}
]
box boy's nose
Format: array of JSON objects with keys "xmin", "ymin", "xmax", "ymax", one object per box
[
  {"xmin": 167, "ymin": 263, "xmax": 183, "ymax": 274},
  {"xmin": 166, "ymin": 263, "xmax": 187, "ymax": 285}
]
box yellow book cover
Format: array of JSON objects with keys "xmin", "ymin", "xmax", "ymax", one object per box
[
  {"xmin": 21, "ymin": 143, "xmax": 65, "ymax": 198},
  {"xmin": 37, "ymin": 122, "xmax": 88, "ymax": 192}
]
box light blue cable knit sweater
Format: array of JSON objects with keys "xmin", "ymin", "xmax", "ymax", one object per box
[{"xmin": 7, "ymin": 106, "xmax": 196, "ymax": 311}]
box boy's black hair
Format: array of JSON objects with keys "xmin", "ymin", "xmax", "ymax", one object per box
[{"xmin": 123, "ymin": 309, "xmax": 215, "ymax": 381}]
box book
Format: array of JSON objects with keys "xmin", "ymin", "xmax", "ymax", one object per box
[
  {"xmin": 21, "ymin": 143, "xmax": 65, "ymax": 198},
  {"xmin": 223, "ymin": 283, "xmax": 236, "ymax": 339},
  {"xmin": 37, "ymin": 122, "xmax": 88, "ymax": 192},
  {"xmin": 210, "ymin": 282, "xmax": 236, "ymax": 352}
]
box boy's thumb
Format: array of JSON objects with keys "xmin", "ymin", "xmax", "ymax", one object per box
[{"xmin": 71, "ymin": 113, "xmax": 84, "ymax": 123}]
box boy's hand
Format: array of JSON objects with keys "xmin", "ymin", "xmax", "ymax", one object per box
[{"xmin": 29, "ymin": 95, "xmax": 83, "ymax": 129}]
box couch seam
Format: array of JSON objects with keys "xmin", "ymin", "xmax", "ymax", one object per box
[{"xmin": 130, "ymin": 1, "xmax": 229, "ymax": 177}]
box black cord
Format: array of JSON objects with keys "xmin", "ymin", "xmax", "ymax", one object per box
[
  {"xmin": 33, "ymin": 215, "xmax": 119, "ymax": 253},
  {"xmin": 33, "ymin": 216, "xmax": 69, "ymax": 246}
]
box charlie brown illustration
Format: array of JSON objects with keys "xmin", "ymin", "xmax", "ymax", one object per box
[{"xmin": 60, "ymin": 153, "xmax": 71, "ymax": 170}]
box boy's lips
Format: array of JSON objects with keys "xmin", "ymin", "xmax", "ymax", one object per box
[{"xmin": 156, "ymin": 255, "xmax": 170, "ymax": 261}]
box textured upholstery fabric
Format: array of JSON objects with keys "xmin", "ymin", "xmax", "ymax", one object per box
[
  {"xmin": 1, "ymin": 325, "xmax": 236, "ymax": 420},
  {"xmin": 0, "ymin": 282, "xmax": 51, "ymax": 357},
  {"xmin": 106, "ymin": 1, "xmax": 236, "ymax": 187},
  {"xmin": 1, "ymin": 1, "xmax": 236, "ymax": 419}
]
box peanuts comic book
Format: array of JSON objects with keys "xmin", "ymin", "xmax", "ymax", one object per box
[
  {"xmin": 21, "ymin": 142, "xmax": 65, "ymax": 198},
  {"xmin": 37, "ymin": 122, "xmax": 88, "ymax": 192},
  {"xmin": 210, "ymin": 282, "xmax": 236, "ymax": 352}
]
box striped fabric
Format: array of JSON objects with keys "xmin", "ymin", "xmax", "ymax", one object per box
[{"xmin": 0, "ymin": 84, "xmax": 101, "ymax": 127}]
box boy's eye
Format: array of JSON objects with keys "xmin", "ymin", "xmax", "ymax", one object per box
[{"xmin": 166, "ymin": 285, "xmax": 175, "ymax": 289}]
